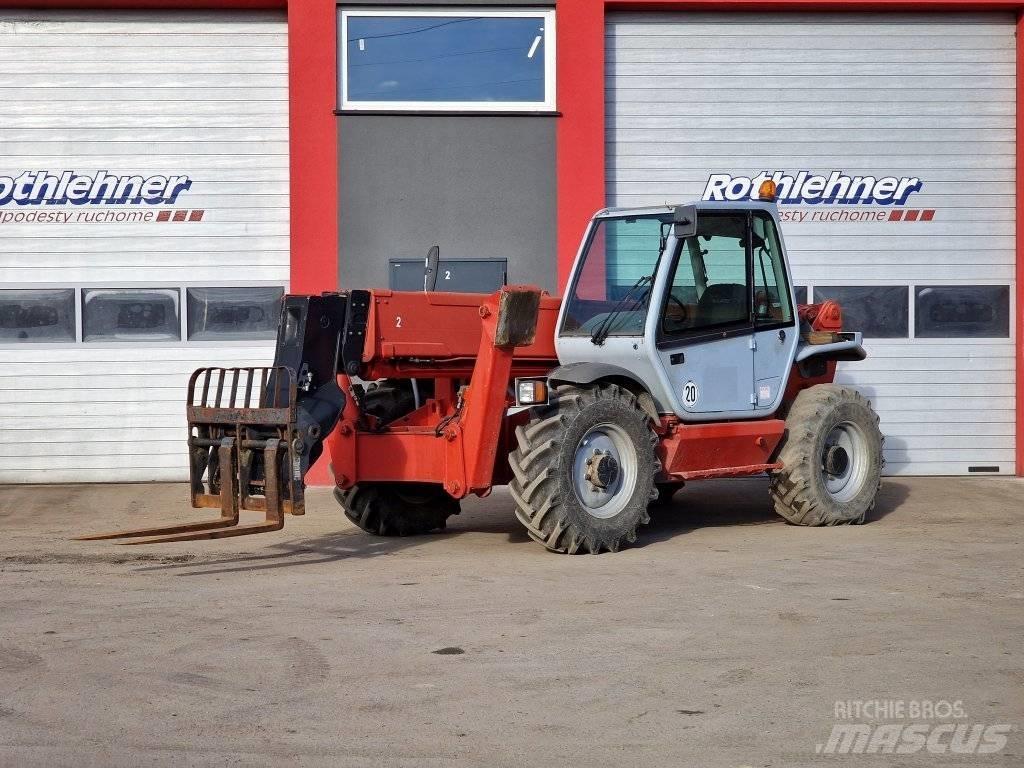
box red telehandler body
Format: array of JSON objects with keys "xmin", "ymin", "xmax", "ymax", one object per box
[{"xmin": 83, "ymin": 194, "xmax": 882, "ymax": 554}]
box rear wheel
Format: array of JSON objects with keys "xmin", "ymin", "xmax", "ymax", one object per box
[
  {"xmin": 769, "ymin": 384, "xmax": 882, "ymax": 526},
  {"xmin": 509, "ymin": 383, "xmax": 659, "ymax": 554},
  {"xmin": 337, "ymin": 483, "xmax": 459, "ymax": 536}
]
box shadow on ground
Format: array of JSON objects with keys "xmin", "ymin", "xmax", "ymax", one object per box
[
  {"xmin": 136, "ymin": 477, "xmax": 912, "ymax": 574},
  {"xmin": 866, "ymin": 480, "xmax": 911, "ymax": 521},
  {"xmin": 640, "ymin": 476, "xmax": 910, "ymax": 546},
  {"xmin": 134, "ymin": 528, "xmax": 458, "ymax": 576}
]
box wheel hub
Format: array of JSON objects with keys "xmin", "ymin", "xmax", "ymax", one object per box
[
  {"xmin": 572, "ymin": 423, "xmax": 638, "ymax": 519},
  {"xmin": 823, "ymin": 444, "xmax": 849, "ymax": 477},
  {"xmin": 821, "ymin": 421, "xmax": 870, "ymax": 502},
  {"xmin": 585, "ymin": 451, "xmax": 620, "ymax": 490}
]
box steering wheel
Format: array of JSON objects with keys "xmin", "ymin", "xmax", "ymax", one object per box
[
  {"xmin": 667, "ymin": 293, "xmax": 689, "ymax": 328},
  {"xmin": 754, "ymin": 290, "xmax": 781, "ymax": 321}
]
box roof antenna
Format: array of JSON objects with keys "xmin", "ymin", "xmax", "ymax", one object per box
[{"xmin": 424, "ymin": 245, "xmax": 440, "ymax": 292}]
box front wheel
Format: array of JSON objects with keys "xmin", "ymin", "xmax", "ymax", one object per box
[
  {"xmin": 509, "ymin": 383, "xmax": 659, "ymax": 554},
  {"xmin": 770, "ymin": 384, "xmax": 883, "ymax": 526},
  {"xmin": 337, "ymin": 482, "xmax": 459, "ymax": 536}
]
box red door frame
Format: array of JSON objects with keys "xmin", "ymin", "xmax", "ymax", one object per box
[
  {"xmin": 558, "ymin": 0, "xmax": 1024, "ymax": 476},
  {"xmin": 5, "ymin": 0, "xmax": 1024, "ymax": 476}
]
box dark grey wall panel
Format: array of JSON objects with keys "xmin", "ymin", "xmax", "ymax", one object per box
[
  {"xmin": 343, "ymin": 0, "xmax": 552, "ymax": 6},
  {"xmin": 389, "ymin": 259, "xmax": 507, "ymax": 293},
  {"xmin": 338, "ymin": 115, "xmax": 557, "ymax": 292}
]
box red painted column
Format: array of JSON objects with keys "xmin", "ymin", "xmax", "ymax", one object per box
[
  {"xmin": 287, "ymin": 0, "xmax": 338, "ymax": 294},
  {"xmin": 287, "ymin": 0, "xmax": 338, "ymax": 485},
  {"xmin": 1017, "ymin": 13, "xmax": 1023, "ymax": 475},
  {"xmin": 555, "ymin": 0, "xmax": 607, "ymax": 290}
]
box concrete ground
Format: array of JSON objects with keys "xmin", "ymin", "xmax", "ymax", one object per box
[{"xmin": 0, "ymin": 477, "xmax": 1021, "ymax": 767}]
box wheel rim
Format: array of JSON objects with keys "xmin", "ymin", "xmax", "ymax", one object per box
[
  {"xmin": 572, "ymin": 423, "xmax": 638, "ymax": 519},
  {"xmin": 821, "ymin": 421, "xmax": 870, "ymax": 502}
]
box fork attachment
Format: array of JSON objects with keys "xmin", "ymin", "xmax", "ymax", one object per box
[
  {"xmin": 78, "ymin": 293, "xmax": 349, "ymax": 544},
  {"xmin": 78, "ymin": 366, "xmax": 302, "ymax": 544}
]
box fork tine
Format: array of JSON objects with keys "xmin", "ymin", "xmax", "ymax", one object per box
[
  {"xmin": 117, "ymin": 520, "xmax": 284, "ymax": 545},
  {"xmin": 75, "ymin": 517, "xmax": 238, "ymax": 541}
]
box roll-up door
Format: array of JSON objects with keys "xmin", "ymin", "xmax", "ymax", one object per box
[
  {"xmin": 0, "ymin": 10, "xmax": 289, "ymax": 482},
  {"xmin": 606, "ymin": 12, "xmax": 1016, "ymax": 475}
]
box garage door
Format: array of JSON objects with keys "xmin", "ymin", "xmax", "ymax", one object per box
[
  {"xmin": 0, "ymin": 10, "xmax": 288, "ymax": 482},
  {"xmin": 606, "ymin": 12, "xmax": 1016, "ymax": 475}
]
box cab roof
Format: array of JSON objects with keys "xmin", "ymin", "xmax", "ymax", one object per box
[{"xmin": 592, "ymin": 200, "xmax": 780, "ymax": 219}]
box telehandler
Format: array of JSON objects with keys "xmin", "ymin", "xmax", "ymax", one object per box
[{"xmin": 82, "ymin": 182, "xmax": 883, "ymax": 554}]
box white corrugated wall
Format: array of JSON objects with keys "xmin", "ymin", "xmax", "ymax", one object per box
[
  {"xmin": 606, "ymin": 12, "xmax": 1016, "ymax": 475},
  {"xmin": 0, "ymin": 10, "xmax": 289, "ymax": 482}
]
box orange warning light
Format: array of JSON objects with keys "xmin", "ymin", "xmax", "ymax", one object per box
[{"xmin": 758, "ymin": 179, "xmax": 778, "ymax": 202}]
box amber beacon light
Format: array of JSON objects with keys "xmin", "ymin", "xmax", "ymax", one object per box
[{"xmin": 758, "ymin": 179, "xmax": 778, "ymax": 202}]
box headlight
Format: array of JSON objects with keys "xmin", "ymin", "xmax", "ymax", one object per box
[{"xmin": 515, "ymin": 378, "xmax": 549, "ymax": 407}]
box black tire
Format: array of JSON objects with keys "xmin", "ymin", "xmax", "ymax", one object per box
[
  {"xmin": 338, "ymin": 381, "xmax": 455, "ymax": 537},
  {"xmin": 336, "ymin": 483, "xmax": 459, "ymax": 536},
  {"xmin": 769, "ymin": 384, "xmax": 883, "ymax": 526},
  {"xmin": 509, "ymin": 383, "xmax": 659, "ymax": 554},
  {"xmin": 361, "ymin": 381, "xmax": 417, "ymax": 426}
]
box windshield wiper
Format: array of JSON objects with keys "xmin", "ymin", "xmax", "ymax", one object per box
[{"xmin": 590, "ymin": 274, "xmax": 653, "ymax": 346}]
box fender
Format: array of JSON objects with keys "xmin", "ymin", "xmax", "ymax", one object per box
[
  {"xmin": 547, "ymin": 362, "xmax": 660, "ymax": 420},
  {"xmin": 795, "ymin": 334, "xmax": 867, "ymax": 364}
]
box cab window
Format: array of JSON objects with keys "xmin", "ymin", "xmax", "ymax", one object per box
[
  {"xmin": 561, "ymin": 214, "xmax": 669, "ymax": 337},
  {"xmin": 752, "ymin": 213, "xmax": 794, "ymax": 325},
  {"xmin": 662, "ymin": 213, "xmax": 750, "ymax": 337}
]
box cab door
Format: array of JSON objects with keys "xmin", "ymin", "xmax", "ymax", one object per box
[
  {"xmin": 654, "ymin": 212, "xmax": 756, "ymax": 417},
  {"xmin": 750, "ymin": 211, "xmax": 799, "ymax": 410}
]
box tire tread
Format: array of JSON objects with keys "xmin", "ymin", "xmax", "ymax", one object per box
[
  {"xmin": 337, "ymin": 484, "xmax": 459, "ymax": 537},
  {"xmin": 769, "ymin": 384, "xmax": 883, "ymax": 527},
  {"xmin": 509, "ymin": 383, "xmax": 657, "ymax": 554}
]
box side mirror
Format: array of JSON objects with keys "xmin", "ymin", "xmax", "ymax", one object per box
[
  {"xmin": 672, "ymin": 204, "xmax": 697, "ymax": 239},
  {"xmin": 423, "ymin": 245, "xmax": 440, "ymax": 292}
]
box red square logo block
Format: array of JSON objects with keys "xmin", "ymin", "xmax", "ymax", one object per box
[
  {"xmin": 172, "ymin": 210, "xmax": 187, "ymax": 222},
  {"xmin": 156, "ymin": 211, "xmax": 171, "ymax": 222},
  {"xmin": 188, "ymin": 210, "xmax": 205, "ymax": 222}
]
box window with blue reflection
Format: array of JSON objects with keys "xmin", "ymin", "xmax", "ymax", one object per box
[{"xmin": 342, "ymin": 12, "xmax": 552, "ymax": 107}]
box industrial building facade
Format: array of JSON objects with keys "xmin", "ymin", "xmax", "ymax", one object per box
[{"xmin": 0, "ymin": 0, "xmax": 1021, "ymax": 482}]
